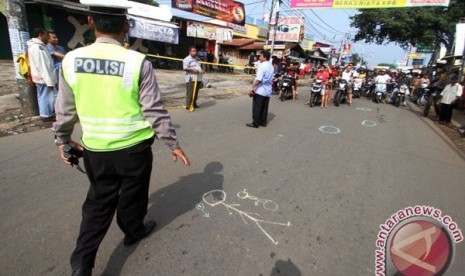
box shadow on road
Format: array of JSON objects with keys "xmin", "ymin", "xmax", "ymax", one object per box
[
  {"xmin": 270, "ymin": 259, "xmax": 302, "ymax": 276},
  {"xmin": 101, "ymin": 161, "xmax": 224, "ymax": 276}
]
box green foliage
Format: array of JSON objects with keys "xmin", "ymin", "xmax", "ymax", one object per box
[
  {"xmin": 377, "ymin": 63, "xmax": 395, "ymax": 69},
  {"xmin": 351, "ymin": 53, "xmax": 367, "ymax": 66},
  {"xmin": 350, "ymin": 3, "xmax": 465, "ymax": 52}
]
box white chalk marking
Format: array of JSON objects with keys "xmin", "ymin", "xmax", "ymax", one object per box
[
  {"xmin": 356, "ymin": 107, "xmax": 372, "ymax": 112},
  {"xmin": 195, "ymin": 202, "xmax": 210, "ymax": 218},
  {"xmin": 237, "ymin": 189, "xmax": 279, "ymax": 212},
  {"xmin": 319, "ymin": 126, "xmax": 341, "ymax": 134},
  {"xmin": 361, "ymin": 120, "xmax": 377, "ymax": 127},
  {"xmin": 202, "ymin": 190, "xmax": 291, "ymax": 245}
]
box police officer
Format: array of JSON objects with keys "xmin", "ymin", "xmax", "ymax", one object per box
[{"xmin": 52, "ymin": 1, "xmax": 190, "ymax": 275}]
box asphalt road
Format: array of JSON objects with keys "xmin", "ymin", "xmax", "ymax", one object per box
[{"xmin": 1, "ymin": 92, "xmax": 464, "ymax": 276}]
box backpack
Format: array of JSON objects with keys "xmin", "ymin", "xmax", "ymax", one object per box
[{"xmin": 16, "ymin": 53, "xmax": 32, "ymax": 84}]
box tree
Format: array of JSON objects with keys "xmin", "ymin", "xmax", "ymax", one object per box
[
  {"xmin": 351, "ymin": 53, "xmax": 367, "ymax": 66},
  {"xmin": 349, "ymin": 3, "xmax": 465, "ymax": 53}
]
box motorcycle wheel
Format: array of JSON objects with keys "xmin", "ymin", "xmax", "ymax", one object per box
[
  {"xmin": 395, "ymin": 97, "xmax": 401, "ymax": 107},
  {"xmin": 334, "ymin": 91, "xmax": 341, "ymax": 106},
  {"xmin": 417, "ymin": 96, "xmax": 427, "ymax": 106}
]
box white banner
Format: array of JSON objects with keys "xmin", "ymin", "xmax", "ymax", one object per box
[{"xmin": 455, "ymin": 23, "xmax": 465, "ymax": 56}]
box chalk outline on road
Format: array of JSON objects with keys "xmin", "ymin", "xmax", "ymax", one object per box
[
  {"xmin": 356, "ymin": 107, "xmax": 372, "ymax": 112},
  {"xmin": 202, "ymin": 190, "xmax": 291, "ymax": 245},
  {"xmin": 361, "ymin": 120, "xmax": 378, "ymax": 127},
  {"xmin": 237, "ymin": 189, "xmax": 279, "ymax": 212},
  {"xmin": 319, "ymin": 126, "xmax": 341, "ymax": 134},
  {"xmin": 195, "ymin": 203, "xmax": 210, "ymax": 218}
]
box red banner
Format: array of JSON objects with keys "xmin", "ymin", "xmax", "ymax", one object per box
[{"xmin": 172, "ymin": 0, "xmax": 246, "ymax": 26}]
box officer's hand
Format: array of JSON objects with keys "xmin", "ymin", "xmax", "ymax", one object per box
[
  {"xmin": 59, "ymin": 140, "xmax": 84, "ymax": 167},
  {"xmin": 172, "ymin": 148, "xmax": 190, "ymax": 166}
]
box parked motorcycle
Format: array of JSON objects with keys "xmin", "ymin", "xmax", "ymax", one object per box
[
  {"xmin": 309, "ymin": 78, "xmax": 324, "ymax": 107},
  {"xmin": 219, "ymin": 56, "xmax": 234, "ymax": 73},
  {"xmin": 334, "ymin": 79, "xmax": 349, "ymax": 106},
  {"xmin": 279, "ymin": 76, "xmax": 294, "ymax": 101}
]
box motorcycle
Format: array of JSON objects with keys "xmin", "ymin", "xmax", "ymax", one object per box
[
  {"xmin": 393, "ymin": 84, "xmax": 409, "ymax": 107},
  {"xmin": 352, "ymin": 78, "xmax": 363, "ymax": 98},
  {"xmin": 279, "ymin": 76, "xmax": 294, "ymax": 101},
  {"xmin": 309, "ymin": 78, "xmax": 324, "ymax": 107},
  {"xmin": 414, "ymin": 83, "xmax": 429, "ymax": 106},
  {"xmin": 272, "ymin": 73, "xmax": 282, "ymax": 94},
  {"xmin": 362, "ymin": 78, "xmax": 374, "ymax": 98},
  {"xmin": 373, "ymin": 83, "xmax": 387, "ymax": 103},
  {"xmin": 334, "ymin": 79, "xmax": 349, "ymax": 106},
  {"xmin": 219, "ymin": 56, "xmax": 234, "ymax": 73}
]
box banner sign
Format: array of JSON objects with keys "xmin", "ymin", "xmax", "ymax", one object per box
[
  {"xmin": 269, "ymin": 17, "xmax": 305, "ymax": 43},
  {"xmin": 455, "ymin": 23, "xmax": 465, "ymax": 56},
  {"xmin": 129, "ymin": 17, "xmax": 179, "ymax": 44},
  {"xmin": 186, "ymin": 21, "xmax": 233, "ymax": 42},
  {"xmin": 290, "ymin": 0, "xmax": 450, "ymax": 9},
  {"xmin": 172, "ymin": 0, "xmax": 245, "ymax": 26}
]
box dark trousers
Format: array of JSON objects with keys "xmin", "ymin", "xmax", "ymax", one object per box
[
  {"xmin": 439, "ymin": 103, "xmax": 454, "ymax": 123},
  {"xmin": 186, "ymin": 79, "xmax": 201, "ymax": 109},
  {"xmin": 70, "ymin": 138, "xmax": 153, "ymax": 270},
  {"xmin": 252, "ymin": 94, "xmax": 270, "ymax": 127}
]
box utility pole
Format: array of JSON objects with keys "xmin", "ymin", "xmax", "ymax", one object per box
[
  {"xmin": 265, "ymin": 0, "xmax": 275, "ymax": 44},
  {"xmin": 3, "ymin": 0, "xmax": 39, "ymax": 117},
  {"xmin": 270, "ymin": 0, "xmax": 280, "ymax": 54}
]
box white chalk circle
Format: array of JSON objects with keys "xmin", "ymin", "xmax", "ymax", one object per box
[
  {"xmin": 319, "ymin": 126, "xmax": 341, "ymax": 134},
  {"xmin": 361, "ymin": 120, "xmax": 377, "ymax": 127},
  {"xmin": 356, "ymin": 107, "xmax": 372, "ymax": 112},
  {"xmin": 202, "ymin": 190, "xmax": 227, "ymax": 207}
]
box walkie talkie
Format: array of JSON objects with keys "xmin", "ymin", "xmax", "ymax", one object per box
[{"xmin": 62, "ymin": 144, "xmax": 86, "ymax": 174}]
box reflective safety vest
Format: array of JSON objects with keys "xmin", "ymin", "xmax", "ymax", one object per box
[{"xmin": 62, "ymin": 43, "xmax": 154, "ymax": 151}]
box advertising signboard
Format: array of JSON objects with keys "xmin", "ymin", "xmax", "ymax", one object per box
[{"xmin": 172, "ymin": 0, "xmax": 245, "ymax": 26}]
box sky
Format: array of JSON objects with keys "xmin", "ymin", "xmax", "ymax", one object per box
[
  {"xmin": 159, "ymin": 0, "xmax": 408, "ymax": 66},
  {"xmin": 243, "ymin": 0, "xmax": 408, "ymax": 67}
]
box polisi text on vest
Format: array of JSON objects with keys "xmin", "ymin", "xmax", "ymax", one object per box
[{"xmin": 75, "ymin": 58, "xmax": 125, "ymax": 77}]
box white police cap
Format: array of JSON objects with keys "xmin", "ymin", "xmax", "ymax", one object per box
[{"xmin": 80, "ymin": 0, "xmax": 132, "ymax": 9}]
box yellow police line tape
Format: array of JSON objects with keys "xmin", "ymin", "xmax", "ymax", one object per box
[{"xmin": 146, "ymin": 53, "xmax": 256, "ymax": 78}]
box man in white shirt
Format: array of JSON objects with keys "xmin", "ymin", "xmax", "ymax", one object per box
[
  {"xmin": 183, "ymin": 46, "xmax": 203, "ymax": 110},
  {"xmin": 247, "ymin": 51, "xmax": 274, "ymax": 128},
  {"xmin": 439, "ymin": 74, "xmax": 463, "ymax": 125},
  {"xmin": 374, "ymin": 69, "xmax": 391, "ymax": 102},
  {"xmin": 341, "ymin": 64, "xmax": 357, "ymax": 105},
  {"xmin": 27, "ymin": 27, "xmax": 57, "ymax": 121}
]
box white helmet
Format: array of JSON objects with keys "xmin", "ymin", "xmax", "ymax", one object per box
[{"xmin": 80, "ymin": 0, "xmax": 132, "ymax": 9}]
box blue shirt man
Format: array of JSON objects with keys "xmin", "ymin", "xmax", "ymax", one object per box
[
  {"xmin": 47, "ymin": 31, "xmax": 66, "ymax": 69},
  {"xmin": 246, "ymin": 51, "xmax": 274, "ymax": 128},
  {"xmin": 254, "ymin": 59, "xmax": 274, "ymax": 97}
]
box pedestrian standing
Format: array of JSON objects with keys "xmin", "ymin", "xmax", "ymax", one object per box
[
  {"xmin": 52, "ymin": 1, "xmax": 190, "ymax": 275},
  {"xmin": 27, "ymin": 27, "xmax": 57, "ymax": 121},
  {"xmin": 183, "ymin": 46, "xmax": 203, "ymax": 110},
  {"xmin": 47, "ymin": 31, "xmax": 66, "ymax": 69},
  {"xmin": 438, "ymin": 74, "xmax": 463, "ymax": 125},
  {"xmin": 246, "ymin": 51, "xmax": 274, "ymax": 128}
]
